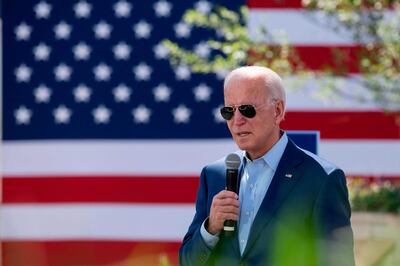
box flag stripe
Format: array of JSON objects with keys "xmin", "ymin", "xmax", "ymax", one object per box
[
  {"xmin": 248, "ymin": 9, "xmax": 396, "ymax": 45},
  {"xmin": 247, "ymin": 0, "xmax": 303, "ymax": 8},
  {"xmin": 2, "ymin": 240, "xmax": 181, "ymax": 266},
  {"xmin": 285, "ymin": 78, "xmax": 385, "ymax": 111},
  {"xmin": 3, "ymin": 177, "xmax": 199, "ymax": 204},
  {"xmin": 3, "ymin": 140, "xmax": 400, "ymax": 176},
  {"xmin": 282, "ymin": 111, "xmax": 400, "ymax": 139},
  {"xmin": 250, "ymin": 45, "xmax": 363, "ymax": 73},
  {"xmin": 287, "ymin": 45, "xmax": 362, "ymax": 73},
  {"xmin": 4, "ymin": 174, "xmax": 400, "ymax": 204},
  {"xmin": 1, "ymin": 204, "xmax": 194, "ymax": 240}
]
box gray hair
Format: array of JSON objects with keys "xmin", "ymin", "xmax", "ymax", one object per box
[{"xmin": 224, "ymin": 66, "xmax": 286, "ymax": 104}]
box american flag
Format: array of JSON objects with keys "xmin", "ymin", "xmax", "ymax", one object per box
[{"xmin": 1, "ymin": 0, "xmax": 399, "ymax": 265}]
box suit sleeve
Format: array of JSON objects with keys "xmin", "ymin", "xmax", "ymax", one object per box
[
  {"xmin": 179, "ymin": 166, "xmax": 215, "ymax": 266},
  {"xmin": 313, "ymin": 169, "xmax": 355, "ymax": 266}
]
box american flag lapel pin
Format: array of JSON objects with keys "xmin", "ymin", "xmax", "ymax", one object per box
[{"xmin": 285, "ymin": 173, "xmax": 293, "ymax": 178}]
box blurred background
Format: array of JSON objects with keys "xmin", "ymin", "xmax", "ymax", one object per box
[{"xmin": 1, "ymin": 0, "xmax": 399, "ymax": 265}]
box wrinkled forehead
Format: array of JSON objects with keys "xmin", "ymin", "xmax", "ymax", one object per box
[
  {"xmin": 224, "ymin": 76, "xmax": 269, "ymax": 105},
  {"xmin": 224, "ymin": 74, "xmax": 268, "ymax": 96}
]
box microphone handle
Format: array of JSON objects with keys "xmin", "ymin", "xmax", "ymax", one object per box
[{"xmin": 224, "ymin": 168, "xmax": 238, "ymax": 232}]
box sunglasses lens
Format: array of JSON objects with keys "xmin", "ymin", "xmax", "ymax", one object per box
[
  {"xmin": 220, "ymin": 106, "xmax": 234, "ymax": 120},
  {"xmin": 239, "ymin": 105, "xmax": 256, "ymax": 118}
]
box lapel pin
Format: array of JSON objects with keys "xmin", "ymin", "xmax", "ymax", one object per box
[{"xmin": 285, "ymin": 174, "xmax": 293, "ymax": 178}]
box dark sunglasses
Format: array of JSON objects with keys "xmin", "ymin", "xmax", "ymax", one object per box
[{"xmin": 220, "ymin": 104, "xmax": 257, "ymax": 120}]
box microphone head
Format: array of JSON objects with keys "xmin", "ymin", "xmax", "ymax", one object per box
[{"xmin": 225, "ymin": 153, "xmax": 241, "ymax": 170}]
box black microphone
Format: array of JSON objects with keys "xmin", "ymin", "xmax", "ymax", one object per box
[{"xmin": 224, "ymin": 153, "xmax": 241, "ymax": 233}]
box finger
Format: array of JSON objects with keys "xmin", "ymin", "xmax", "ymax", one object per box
[
  {"xmin": 214, "ymin": 197, "xmax": 240, "ymax": 208},
  {"xmin": 215, "ymin": 190, "xmax": 238, "ymax": 200},
  {"xmin": 213, "ymin": 206, "xmax": 240, "ymax": 215},
  {"xmin": 219, "ymin": 213, "xmax": 239, "ymax": 221}
]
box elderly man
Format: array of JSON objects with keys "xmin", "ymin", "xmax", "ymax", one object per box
[{"xmin": 180, "ymin": 66, "xmax": 355, "ymax": 266}]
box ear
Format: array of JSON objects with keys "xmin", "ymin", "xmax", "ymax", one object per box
[{"xmin": 275, "ymin": 100, "xmax": 285, "ymax": 124}]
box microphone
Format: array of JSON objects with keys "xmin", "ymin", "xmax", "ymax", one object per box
[{"xmin": 224, "ymin": 153, "xmax": 241, "ymax": 232}]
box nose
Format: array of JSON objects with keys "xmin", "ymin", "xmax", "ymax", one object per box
[{"xmin": 231, "ymin": 109, "xmax": 246, "ymax": 125}]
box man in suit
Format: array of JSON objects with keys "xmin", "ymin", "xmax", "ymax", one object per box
[{"xmin": 180, "ymin": 66, "xmax": 355, "ymax": 266}]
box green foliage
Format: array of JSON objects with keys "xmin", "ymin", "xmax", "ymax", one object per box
[
  {"xmin": 349, "ymin": 178, "xmax": 400, "ymax": 213},
  {"xmin": 162, "ymin": 6, "xmax": 302, "ymax": 76},
  {"xmin": 303, "ymin": 0, "xmax": 400, "ymax": 109},
  {"xmin": 163, "ymin": 1, "xmax": 400, "ymax": 110}
]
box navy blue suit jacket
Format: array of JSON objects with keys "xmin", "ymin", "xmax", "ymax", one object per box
[{"xmin": 180, "ymin": 139, "xmax": 355, "ymax": 266}]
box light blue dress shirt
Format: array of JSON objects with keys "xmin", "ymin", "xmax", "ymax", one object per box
[{"xmin": 201, "ymin": 133, "xmax": 288, "ymax": 254}]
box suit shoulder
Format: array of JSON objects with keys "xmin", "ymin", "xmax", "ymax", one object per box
[
  {"xmin": 203, "ymin": 151, "xmax": 242, "ymax": 172},
  {"xmin": 298, "ymin": 148, "xmax": 342, "ymax": 176}
]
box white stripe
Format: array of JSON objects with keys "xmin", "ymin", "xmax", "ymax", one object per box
[
  {"xmin": 283, "ymin": 76, "xmax": 383, "ymax": 111},
  {"xmin": 2, "ymin": 139, "xmax": 236, "ymax": 176},
  {"xmin": 320, "ymin": 140, "xmax": 400, "ymax": 176},
  {"xmin": 248, "ymin": 9, "xmax": 394, "ymax": 45},
  {"xmin": 0, "ymin": 204, "xmax": 195, "ymax": 240},
  {"xmin": 3, "ymin": 140, "xmax": 399, "ymax": 176}
]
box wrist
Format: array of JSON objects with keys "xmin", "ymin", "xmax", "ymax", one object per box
[{"xmin": 205, "ymin": 217, "xmax": 219, "ymax": 235}]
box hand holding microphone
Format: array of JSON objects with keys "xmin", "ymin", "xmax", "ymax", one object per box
[
  {"xmin": 224, "ymin": 153, "xmax": 240, "ymax": 233},
  {"xmin": 207, "ymin": 153, "xmax": 241, "ymax": 235}
]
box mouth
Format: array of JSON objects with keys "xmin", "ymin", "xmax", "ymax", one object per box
[{"xmin": 236, "ymin": 132, "xmax": 251, "ymax": 138}]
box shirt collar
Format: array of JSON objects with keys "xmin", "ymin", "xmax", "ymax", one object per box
[{"xmin": 243, "ymin": 131, "xmax": 288, "ymax": 171}]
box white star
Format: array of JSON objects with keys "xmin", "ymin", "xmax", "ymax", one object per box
[
  {"xmin": 215, "ymin": 69, "xmax": 229, "ymax": 80},
  {"xmin": 73, "ymin": 84, "xmax": 91, "ymax": 102},
  {"xmin": 54, "ymin": 21, "xmax": 72, "ymax": 39},
  {"xmin": 94, "ymin": 21, "xmax": 112, "ymax": 39},
  {"xmin": 54, "ymin": 63, "xmax": 72, "ymax": 81},
  {"xmin": 14, "ymin": 106, "xmax": 32, "ymax": 125},
  {"xmin": 93, "ymin": 63, "xmax": 112, "ymax": 81},
  {"xmin": 194, "ymin": 83, "xmax": 212, "ymax": 102},
  {"xmin": 34, "ymin": 1, "xmax": 52, "ymax": 19},
  {"xmin": 153, "ymin": 83, "xmax": 172, "ymax": 102},
  {"xmin": 133, "ymin": 20, "xmax": 152, "ymax": 39},
  {"xmin": 15, "ymin": 64, "xmax": 32, "ymax": 82},
  {"xmin": 172, "ymin": 105, "xmax": 191, "ymax": 124},
  {"xmin": 92, "ymin": 105, "xmax": 111, "ymax": 124},
  {"xmin": 195, "ymin": 0, "xmax": 212, "ymax": 14},
  {"xmin": 213, "ymin": 105, "xmax": 225, "ymax": 123},
  {"xmin": 113, "ymin": 42, "xmax": 131, "ymax": 60},
  {"xmin": 154, "ymin": 0, "xmax": 172, "ymax": 17},
  {"xmin": 153, "ymin": 42, "xmax": 169, "ymax": 59},
  {"xmin": 73, "ymin": 42, "xmax": 91, "ymax": 60},
  {"xmin": 34, "ymin": 84, "xmax": 51, "ymax": 103},
  {"xmin": 53, "ymin": 105, "xmax": 72, "ymax": 124},
  {"xmin": 133, "ymin": 63, "xmax": 152, "ymax": 81},
  {"xmin": 114, "ymin": 0, "xmax": 132, "ymax": 18},
  {"xmin": 195, "ymin": 42, "xmax": 211, "ymax": 58},
  {"xmin": 113, "ymin": 84, "xmax": 132, "ymax": 102},
  {"xmin": 174, "ymin": 22, "xmax": 191, "ymax": 38},
  {"xmin": 132, "ymin": 105, "xmax": 152, "ymax": 123},
  {"xmin": 74, "ymin": 1, "xmax": 92, "ymax": 18},
  {"xmin": 175, "ymin": 65, "xmax": 191, "ymax": 80},
  {"xmin": 33, "ymin": 43, "xmax": 51, "ymax": 61},
  {"xmin": 15, "ymin": 22, "xmax": 32, "ymax": 41}
]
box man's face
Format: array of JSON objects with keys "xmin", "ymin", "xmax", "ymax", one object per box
[{"xmin": 224, "ymin": 76, "xmax": 284, "ymax": 160}]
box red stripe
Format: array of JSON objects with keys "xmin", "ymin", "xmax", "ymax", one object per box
[
  {"xmin": 3, "ymin": 176, "xmax": 199, "ymax": 204},
  {"xmin": 347, "ymin": 175, "xmax": 400, "ymax": 184},
  {"xmin": 247, "ymin": 0, "xmax": 303, "ymax": 8},
  {"xmin": 294, "ymin": 45, "xmax": 363, "ymax": 73},
  {"xmin": 4, "ymin": 174, "xmax": 400, "ymax": 203},
  {"xmin": 249, "ymin": 46, "xmax": 366, "ymax": 74},
  {"xmin": 2, "ymin": 240, "xmax": 180, "ymax": 266},
  {"xmin": 282, "ymin": 111, "xmax": 400, "ymax": 139},
  {"xmin": 247, "ymin": 0, "xmax": 395, "ymax": 9}
]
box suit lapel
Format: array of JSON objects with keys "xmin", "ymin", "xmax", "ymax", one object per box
[{"xmin": 242, "ymin": 140, "xmax": 304, "ymax": 257}]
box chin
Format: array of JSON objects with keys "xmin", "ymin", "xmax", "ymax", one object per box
[{"xmin": 235, "ymin": 141, "xmax": 252, "ymax": 152}]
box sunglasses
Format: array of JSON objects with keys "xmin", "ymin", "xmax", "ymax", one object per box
[{"xmin": 220, "ymin": 104, "xmax": 257, "ymax": 120}]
